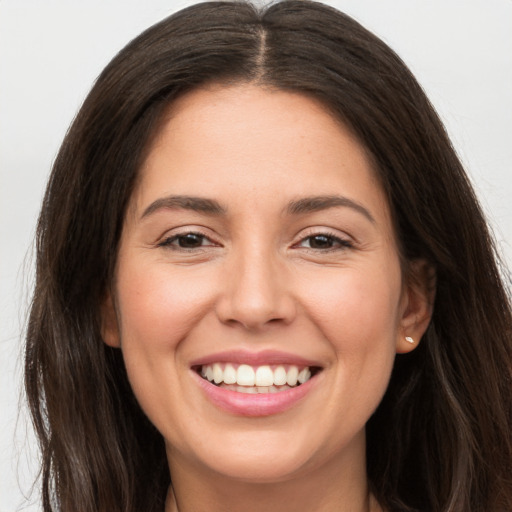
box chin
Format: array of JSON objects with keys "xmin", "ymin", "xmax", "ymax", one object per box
[
  {"xmin": 171, "ymin": 430, "xmax": 319, "ymax": 484},
  {"xmin": 206, "ymin": 454, "xmax": 312, "ymax": 484}
]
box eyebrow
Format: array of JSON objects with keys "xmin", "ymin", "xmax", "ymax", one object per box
[
  {"xmin": 285, "ymin": 195, "xmax": 375, "ymax": 223},
  {"xmin": 140, "ymin": 193, "xmax": 375, "ymax": 223},
  {"xmin": 140, "ymin": 195, "xmax": 227, "ymax": 219}
]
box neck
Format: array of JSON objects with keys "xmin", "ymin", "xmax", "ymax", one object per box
[
  {"xmin": 166, "ymin": 487, "xmax": 381, "ymax": 512},
  {"xmin": 164, "ymin": 437, "xmax": 382, "ymax": 512}
]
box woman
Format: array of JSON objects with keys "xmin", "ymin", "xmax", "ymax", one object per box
[{"xmin": 25, "ymin": 1, "xmax": 512, "ymax": 511}]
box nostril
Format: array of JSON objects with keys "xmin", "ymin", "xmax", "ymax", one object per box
[{"xmin": 214, "ymin": 268, "xmax": 297, "ymax": 330}]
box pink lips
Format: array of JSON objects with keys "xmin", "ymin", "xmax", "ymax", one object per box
[
  {"xmin": 190, "ymin": 349, "xmax": 321, "ymax": 417},
  {"xmin": 190, "ymin": 349, "xmax": 320, "ymax": 368}
]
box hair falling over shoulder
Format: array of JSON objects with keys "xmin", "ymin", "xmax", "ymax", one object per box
[{"xmin": 25, "ymin": 1, "xmax": 512, "ymax": 511}]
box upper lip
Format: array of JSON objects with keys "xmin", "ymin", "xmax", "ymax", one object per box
[{"xmin": 190, "ymin": 349, "xmax": 323, "ymax": 368}]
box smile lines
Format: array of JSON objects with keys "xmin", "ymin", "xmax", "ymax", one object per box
[{"xmin": 199, "ymin": 363, "xmax": 313, "ymax": 392}]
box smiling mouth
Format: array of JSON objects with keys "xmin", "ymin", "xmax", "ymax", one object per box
[{"xmin": 195, "ymin": 363, "xmax": 321, "ymax": 394}]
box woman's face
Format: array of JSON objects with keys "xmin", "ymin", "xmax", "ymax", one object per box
[{"xmin": 102, "ymin": 84, "xmax": 427, "ymax": 484}]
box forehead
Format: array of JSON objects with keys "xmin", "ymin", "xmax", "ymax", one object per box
[{"xmin": 130, "ymin": 84, "xmax": 391, "ymax": 229}]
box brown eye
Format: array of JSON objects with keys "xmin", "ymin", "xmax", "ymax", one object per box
[
  {"xmin": 159, "ymin": 232, "xmax": 212, "ymax": 250},
  {"xmin": 175, "ymin": 233, "xmax": 205, "ymax": 248},
  {"xmin": 297, "ymin": 233, "xmax": 353, "ymax": 250},
  {"xmin": 307, "ymin": 234, "xmax": 335, "ymax": 249}
]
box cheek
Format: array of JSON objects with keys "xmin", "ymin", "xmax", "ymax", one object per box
[
  {"xmin": 113, "ymin": 258, "xmax": 220, "ymax": 411},
  {"xmin": 302, "ymin": 262, "xmax": 402, "ymax": 426},
  {"xmin": 116, "ymin": 259, "xmax": 216, "ymax": 346},
  {"xmin": 302, "ymin": 264, "xmax": 402, "ymax": 350},
  {"xmin": 299, "ymin": 256, "xmax": 402, "ymax": 412},
  {"xmin": 112, "ymin": 258, "xmax": 221, "ymax": 432}
]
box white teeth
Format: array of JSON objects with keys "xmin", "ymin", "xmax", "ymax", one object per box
[
  {"xmin": 213, "ymin": 363, "xmax": 223, "ymax": 384},
  {"xmin": 223, "ymin": 363, "xmax": 237, "ymax": 384},
  {"xmin": 255, "ymin": 365, "xmax": 274, "ymax": 386},
  {"xmin": 237, "ymin": 364, "xmax": 255, "ymax": 386},
  {"xmin": 286, "ymin": 366, "xmax": 299, "ymax": 386},
  {"xmin": 220, "ymin": 384, "xmax": 292, "ymax": 394},
  {"xmin": 273, "ymin": 366, "xmax": 287, "ymax": 386},
  {"xmin": 199, "ymin": 362, "xmax": 314, "ymax": 390},
  {"xmin": 298, "ymin": 367, "xmax": 311, "ymax": 384}
]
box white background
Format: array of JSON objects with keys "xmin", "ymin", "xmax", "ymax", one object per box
[{"xmin": 1, "ymin": 1, "xmax": 511, "ymax": 510}]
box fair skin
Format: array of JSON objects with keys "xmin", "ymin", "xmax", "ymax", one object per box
[{"xmin": 102, "ymin": 84, "xmax": 432, "ymax": 512}]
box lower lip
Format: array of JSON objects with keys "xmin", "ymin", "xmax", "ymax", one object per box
[{"xmin": 192, "ymin": 371, "xmax": 318, "ymax": 417}]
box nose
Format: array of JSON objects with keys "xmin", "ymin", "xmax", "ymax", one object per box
[{"xmin": 215, "ymin": 247, "xmax": 297, "ymax": 331}]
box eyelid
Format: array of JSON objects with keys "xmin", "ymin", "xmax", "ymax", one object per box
[
  {"xmin": 292, "ymin": 227, "xmax": 355, "ymax": 250},
  {"xmin": 156, "ymin": 226, "xmax": 221, "ymax": 250},
  {"xmin": 154, "ymin": 225, "xmax": 354, "ymax": 251}
]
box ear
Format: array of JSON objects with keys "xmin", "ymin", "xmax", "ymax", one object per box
[
  {"xmin": 396, "ymin": 259, "xmax": 436, "ymax": 354},
  {"xmin": 100, "ymin": 291, "xmax": 121, "ymax": 348}
]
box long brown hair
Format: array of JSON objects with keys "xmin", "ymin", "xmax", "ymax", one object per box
[{"xmin": 25, "ymin": 1, "xmax": 512, "ymax": 511}]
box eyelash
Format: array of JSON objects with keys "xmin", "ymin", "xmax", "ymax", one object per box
[
  {"xmin": 157, "ymin": 230, "xmax": 353, "ymax": 252},
  {"xmin": 157, "ymin": 231, "xmax": 216, "ymax": 251},
  {"xmin": 294, "ymin": 231, "xmax": 353, "ymax": 252}
]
